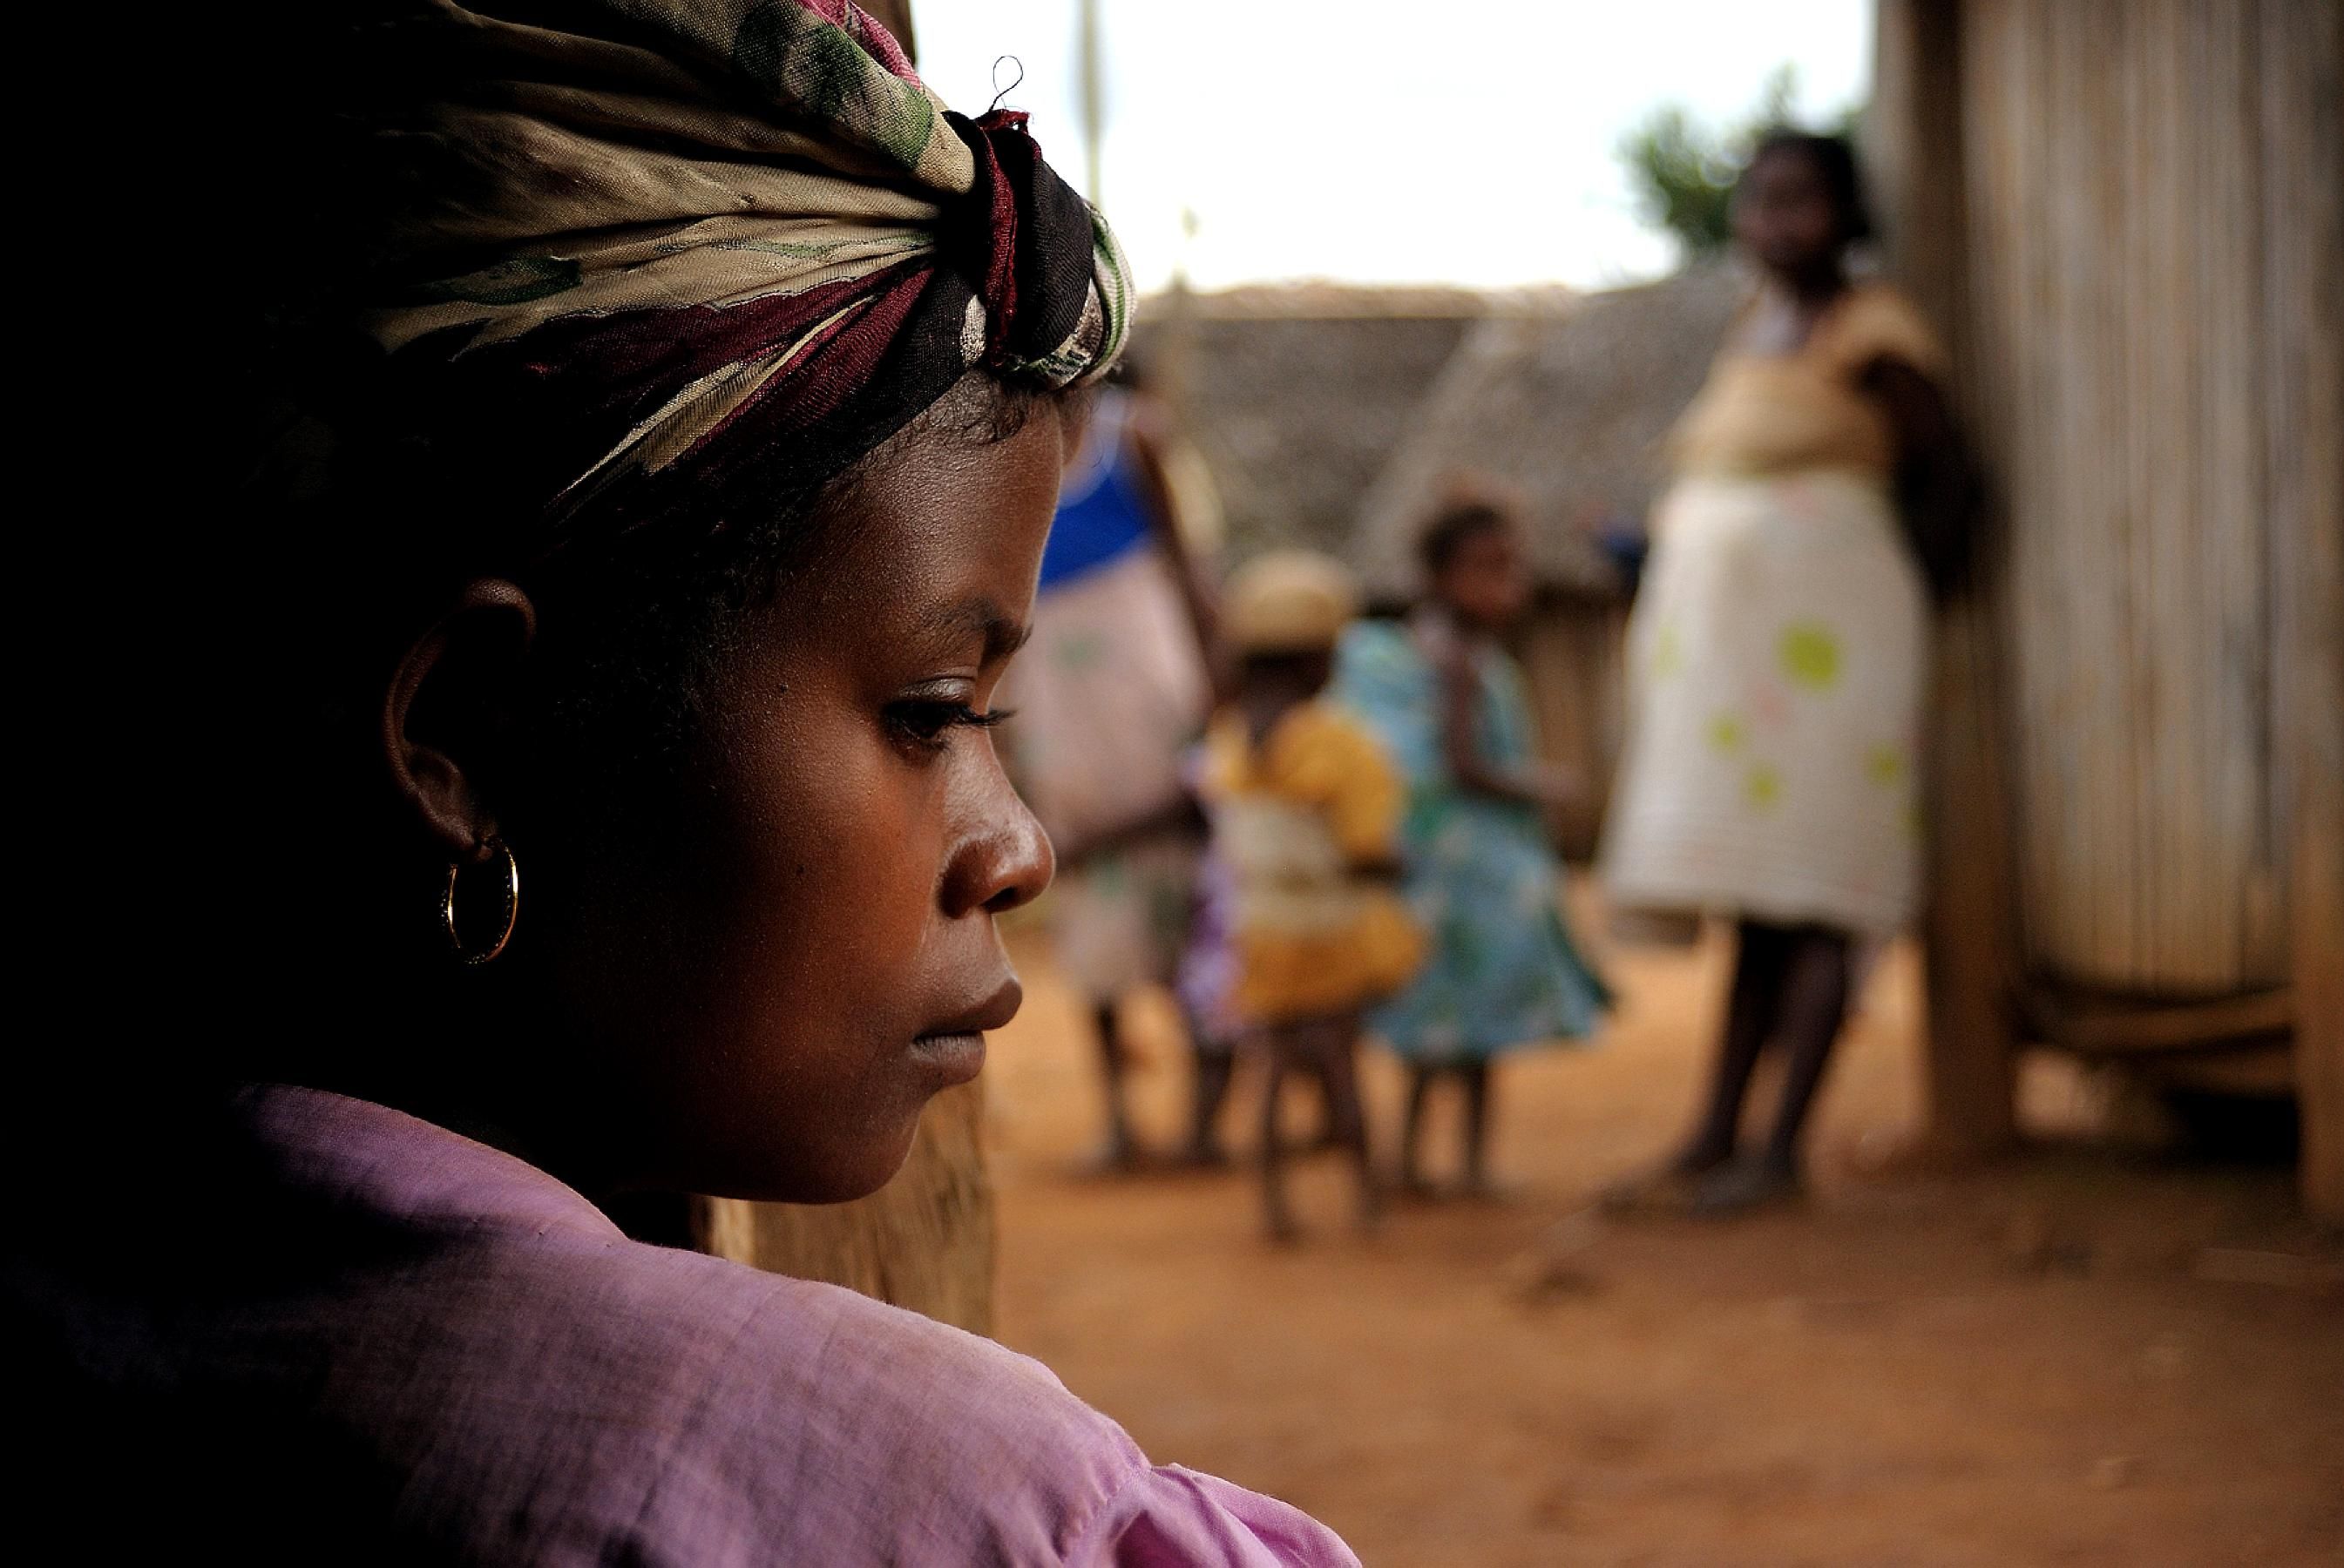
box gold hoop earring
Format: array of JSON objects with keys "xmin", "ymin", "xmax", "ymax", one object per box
[{"xmin": 442, "ymin": 837, "xmax": 520, "ymax": 965}]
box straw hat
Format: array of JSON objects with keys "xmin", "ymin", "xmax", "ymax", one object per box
[{"xmin": 1225, "ymin": 550, "xmax": 1359, "ymax": 654}]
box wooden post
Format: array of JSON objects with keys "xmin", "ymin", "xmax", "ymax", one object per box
[
  {"xmin": 2263, "ymin": 0, "xmax": 2344, "ymax": 1226},
  {"xmin": 1870, "ymin": 0, "xmax": 2021, "ymax": 1158},
  {"xmin": 701, "ymin": 1081, "xmax": 997, "ymax": 1335}
]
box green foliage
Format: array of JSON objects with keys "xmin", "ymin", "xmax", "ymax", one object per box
[{"xmin": 1619, "ymin": 65, "xmax": 1862, "ymax": 261}]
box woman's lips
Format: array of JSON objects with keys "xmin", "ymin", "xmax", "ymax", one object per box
[
  {"xmin": 907, "ymin": 1030, "xmax": 986, "ymax": 1085},
  {"xmin": 911, "ymin": 977, "xmax": 1023, "ymax": 1084}
]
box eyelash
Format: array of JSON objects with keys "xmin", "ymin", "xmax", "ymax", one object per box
[{"xmin": 886, "ymin": 700, "xmax": 1015, "ymax": 751}]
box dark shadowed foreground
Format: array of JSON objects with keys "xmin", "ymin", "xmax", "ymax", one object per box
[{"xmin": 983, "ymin": 896, "xmax": 2342, "ymax": 1567}]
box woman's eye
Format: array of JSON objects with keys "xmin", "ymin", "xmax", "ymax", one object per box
[{"xmin": 885, "ymin": 700, "xmax": 1013, "ymax": 751}]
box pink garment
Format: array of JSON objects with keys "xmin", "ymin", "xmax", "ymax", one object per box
[{"xmin": 10, "ymin": 1085, "xmax": 1353, "ymax": 1566}]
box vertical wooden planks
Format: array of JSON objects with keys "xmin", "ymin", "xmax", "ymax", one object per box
[
  {"xmin": 2259, "ymin": 0, "xmax": 2344, "ymax": 1224},
  {"xmin": 1970, "ymin": 0, "xmax": 2286, "ymax": 999}
]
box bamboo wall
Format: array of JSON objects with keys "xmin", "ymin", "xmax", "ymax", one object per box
[
  {"xmin": 1958, "ymin": 0, "xmax": 2315, "ymax": 999},
  {"xmin": 1875, "ymin": 0, "xmax": 2342, "ymax": 1215}
]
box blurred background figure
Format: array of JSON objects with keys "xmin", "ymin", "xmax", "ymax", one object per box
[
  {"xmin": 1333, "ymin": 495, "xmax": 1610, "ymax": 1200},
  {"xmin": 1002, "ymin": 362, "xmax": 1225, "ymax": 1172},
  {"xmin": 1202, "ymin": 552, "xmax": 1421, "ymax": 1241},
  {"xmin": 1600, "ymin": 131, "xmax": 1969, "ymax": 1216}
]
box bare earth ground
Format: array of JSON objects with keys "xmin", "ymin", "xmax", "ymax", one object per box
[{"xmin": 981, "ymin": 895, "xmax": 2342, "ymax": 1567}]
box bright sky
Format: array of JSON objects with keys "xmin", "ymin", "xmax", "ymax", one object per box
[{"xmin": 915, "ymin": 1, "xmax": 1872, "ymax": 293}]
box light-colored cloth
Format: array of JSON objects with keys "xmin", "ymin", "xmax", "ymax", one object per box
[
  {"xmin": 1667, "ymin": 282, "xmax": 1946, "ymax": 481},
  {"xmin": 1602, "ymin": 470, "xmax": 1927, "ymax": 935},
  {"xmin": 1009, "ymin": 392, "xmax": 1211, "ymax": 1003},
  {"xmin": 10, "ymin": 1085, "xmax": 1357, "ymax": 1565},
  {"xmin": 1199, "ymin": 705, "xmax": 1423, "ymax": 1024},
  {"xmin": 1333, "ymin": 616, "xmax": 1609, "ymax": 1063},
  {"xmin": 1005, "ymin": 396, "xmax": 1211, "ymax": 862},
  {"xmin": 268, "ymin": 0, "xmax": 1130, "ymax": 552},
  {"xmin": 356, "ymin": 0, "xmax": 1130, "ymax": 381},
  {"xmin": 1048, "ymin": 830, "xmax": 1202, "ymax": 1002},
  {"xmin": 1603, "ymin": 281, "xmax": 1941, "ymax": 937}
]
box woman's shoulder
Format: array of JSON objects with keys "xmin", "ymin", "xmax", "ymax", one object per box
[
  {"xmin": 38, "ymin": 1087, "xmax": 1155, "ymax": 1562},
  {"xmin": 435, "ymin": 1166, "xmax": 1358, "ymax": 1562},
  {"xmin": 21, "ymin": 1085, "xmax": 1358, "ymax": 1563},
  {"xmin": 1820, "ymin": 281, "xmax": 1947, "ymax": 378}
]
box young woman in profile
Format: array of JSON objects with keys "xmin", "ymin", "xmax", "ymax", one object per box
[{"xmin": 5, "ymin": 4, "xmax": 1356, "ymax": 1561}]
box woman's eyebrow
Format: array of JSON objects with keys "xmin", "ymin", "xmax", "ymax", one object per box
[{"xmin": 918, "ymin": 598, "xmax": 1031, "ymax": 663}]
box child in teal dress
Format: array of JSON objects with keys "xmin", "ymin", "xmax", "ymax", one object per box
[{"xmin": 1333, "ymin": 498, "xmax": 1609, "ymax": 1196}]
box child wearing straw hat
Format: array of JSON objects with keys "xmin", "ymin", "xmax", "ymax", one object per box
[{"xmin": 1199, "ymin": 551, "xmax": 1422, "ymax": 1241}]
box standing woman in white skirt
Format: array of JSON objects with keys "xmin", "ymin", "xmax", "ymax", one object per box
[{"xmin": 1601, "ymin": 132, "xmax": 1973, "ymax": 1214}]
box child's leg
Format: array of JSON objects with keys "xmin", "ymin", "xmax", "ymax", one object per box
[
  {"xmin": 1460, "ymin": 1060, "xmax": 1494, "ymax": 1193},
  {"xmin": 1400, "ymin": 1064, "xmax": 1438, "ymax": 1193},
  {"xmin": 1183, "ymin": 1034, "xmax": 1236, "ymax": 1166},
  {"xmin": 1092, "ymin": 998, "xmax": 1142, "ymax": 1169},
  {"xmin": 1311, "ymin": 1014, "xmax": 1378, "ymax": 1229},
  {"xmin": 1257, "ymin": 1035, "xmax": 1298, "ymax": 1242},
  {"xmin": 1672, "ymin": 920, "xmax": 1797, "ymax": 1172}
]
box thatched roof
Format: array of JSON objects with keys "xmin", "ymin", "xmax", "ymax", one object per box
[
  {"xmin": 1352, "ymin": 263, "xmax": 1747, "ymax": 601},
  {"xmin": 1129, "ymin": 286, "xmax": 1488, "ymax": 567}
]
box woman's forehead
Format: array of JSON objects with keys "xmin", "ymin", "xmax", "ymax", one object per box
[{"xmin": 793, "ymin": 411, "xmax": 1064, "ymax": 639}]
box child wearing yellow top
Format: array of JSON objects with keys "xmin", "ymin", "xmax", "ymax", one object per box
[{"xmin": 1200, "ymin": 551, "xmax": 1422, "ymax": 1241}]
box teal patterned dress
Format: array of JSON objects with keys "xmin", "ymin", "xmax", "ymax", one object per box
[{"xmin": 1332, "ymin": 615, "xmax": 1610, "ymax": 1064}]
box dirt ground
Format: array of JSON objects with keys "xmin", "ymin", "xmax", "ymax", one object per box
[{"xmin": 980, "ymin": 896, "xmax": 2343, "ymax": 1567}]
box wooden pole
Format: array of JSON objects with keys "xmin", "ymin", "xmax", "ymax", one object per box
[
  {"xmin": 1076, "ymin": 0, "xmax": 1104, "ymax": 209},
  {"xmin": 1870, "ymin": 0, "xmax": 2021, "ymax": 1159},
  {"xmin": 701, "ymin": 1082, "xmax": 997, "ymax": 1335},
  {"xmin": 2263, "ymin": 0, "xmax": 2344, "ymax": 1227}
]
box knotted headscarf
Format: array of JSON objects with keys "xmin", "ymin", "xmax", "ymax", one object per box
[{"xmin": 282, "ymin": 0, "xmax": 1129, "ymax": 555}]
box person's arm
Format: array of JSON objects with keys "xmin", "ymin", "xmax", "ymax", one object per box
[
  {"xmin": 1122, "ymin": 394, "xmax": 1231, "ymax": 703},
  {"xmin": 1434, "ymin": 645, "xmax": 1574, "ymax": 813},
  {"xmin": 1860, "ymin": 355, "xmax": 1977, "ymax": 600}
]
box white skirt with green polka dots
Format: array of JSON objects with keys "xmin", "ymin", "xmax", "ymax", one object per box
[{"xmin": 1602, "ymin": 470, "xmax": 1927, "ymax": 936}]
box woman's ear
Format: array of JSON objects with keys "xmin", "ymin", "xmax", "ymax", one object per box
[{"xmin": 383, "ymin": 578, "xmax": 539, "ymax": 860}]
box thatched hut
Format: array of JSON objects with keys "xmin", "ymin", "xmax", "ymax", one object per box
[
  {"xmin": 1129, "ymin": 284, "xmax": 1488, "ymax": 564},
  {"xmin": 1870, "ymin": 0, "xmax": 2342, "ymax": 1220},
  {"xmin": 1349, "ymin": 266, "xmax": 1746, "ymax": 856}
]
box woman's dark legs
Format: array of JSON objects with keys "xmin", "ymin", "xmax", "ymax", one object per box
[
  {"xmin": 1669, "ymin": 921, "xmax": 1797, "ymax": 1173},
  {"xmin": 1753, "ymin": 926, "xmax": 1853, "ymax": 1176},
  {"xmin": 1686, "ymin": 923, "xmax": 1854, "ymax": 1213}
]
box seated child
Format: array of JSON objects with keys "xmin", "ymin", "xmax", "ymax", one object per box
[{"xmin": 1200, "ymin": 552, "xmax": 1423, "ymax": 1241}]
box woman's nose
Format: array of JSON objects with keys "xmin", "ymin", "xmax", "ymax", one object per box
[{"xmin": 942, "ymin": 766, "xmax": 1054, "ymax": 918}]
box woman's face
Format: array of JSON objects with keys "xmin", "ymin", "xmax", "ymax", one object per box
[
  {"xmin": 1435, "ymin": 524, "xmax": 1532, "ymax": 632},
  {"xmin": 1733, "ymin": 146, "xmax": 1844, "ymax": 280},
  {"xmin": 529, "ymin": 401, "xmax": 1062, "ymax": 1203}
]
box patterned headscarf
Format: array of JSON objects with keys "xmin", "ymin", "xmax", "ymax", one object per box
[{"xmin": 282, "ymin": 0, "xmax": 1129, "ymax": 556}]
